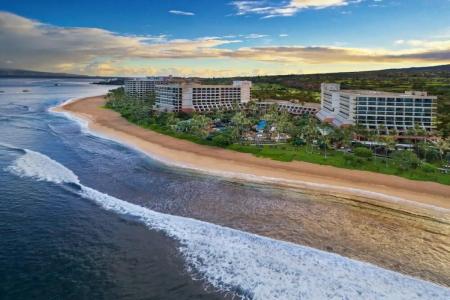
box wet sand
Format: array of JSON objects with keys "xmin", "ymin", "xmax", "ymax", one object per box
[
  {"xmin": 53, "ymin": 95, "xmax": 450, "ymax": 286},
  {"xmin": 55, "ymin": 95, "xmax": 450, "ymax": 212}
]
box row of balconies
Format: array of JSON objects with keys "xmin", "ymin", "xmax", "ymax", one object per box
[
  {"xmin": 356, "ymin": 102, "xmax": 434, "ymax": 106},
  {"xmin": 357, "ymin": 117, "xmax": 432, "ymax": 122},
  {"xmin": 363, "ymin": 125, "xmax": 434, "ymax": 131},
  {"xmin": 359, "ymin": 122, "xmax": 433, "ymax": 127},
  {"xmin": 357, "ymin": 106, "xmax": 434, "ymax": 110},
  {"xmin": 356, "ymin": 116, "xmax": 433, "ymax": 121},
  {"xmin": 356, "ymin": 112, "xmax": 433, "ymax": 117}
]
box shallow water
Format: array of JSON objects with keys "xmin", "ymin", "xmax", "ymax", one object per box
[{"xmin": 0, "ymin": 78, "xmax": 449, "ymax": 299}]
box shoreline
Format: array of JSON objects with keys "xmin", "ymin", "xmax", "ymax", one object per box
[{"xmin": 52, "ymin": 95, "xmax": 450, "ymax": 216}]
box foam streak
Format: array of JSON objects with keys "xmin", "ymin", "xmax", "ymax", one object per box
[
  {"xmin": 52, "ymin": 99, "xmax": 449, "ymax": 214},
  {"xmin": 7, "ymin": 148, "xmax": 450, "ymax": 299}
]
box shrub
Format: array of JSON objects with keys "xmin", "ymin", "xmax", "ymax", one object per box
[
  {"xmin": 343, "ymin": 153, "xmax": 354, "ymax": 163},
  {"xmin": 291, "ymin": 138, "xmax": 305, "ymax": 147},
  {"xmin": 343, "ymin": 153, "xmax": 365, "ymax": 166},
  {"xmin": 353, "ymin": 147, "xmax": 373, "ymax": 158},
  {"xmin": 421, "ymin": 163, "xmax": 436, "ymax": 173},
  {"xmin": 355, "ymin": 157, "xmax": 365, "ymax": 165},
  {"xmin": 392, "ymin": 151, "xmax": 421, "ymax": 171},
  {"xmin": 211, "ymin": 134, "xmax": 233, "ymax": 147}
]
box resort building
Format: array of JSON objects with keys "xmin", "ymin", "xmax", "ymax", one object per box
[
  {"xmin": 256, "ymin": 100, "xmax": 319, "ymax": 116},
  {"xmin": 317, "ymin": 83, "xmax": 437, "ymax": 134},
  {"xmin": 124, "ymin": 76, "xmax": 173, "ymax": 99},
  {"xmin": 154, "ymin": 81, "xmax": 252, "ymax": 113}
]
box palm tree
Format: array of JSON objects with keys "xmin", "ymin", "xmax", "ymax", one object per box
[
  {"xmin": 305, "ymin": 117, "xmax": 319, "ymax": 153},
  {"xmin": 414, "ymin": 122, "xmax": 427, "ymax": 137},
  {"xmin": 365, "ymin": 129, "xmax": 376, "ymax": 156},
  {"xmin": 276, "ymin": 110, "xmax": 292, "ymax": 135},
  {"xmin": 435, "ymin": 138, "xmax": 450, "ymax": 165},
  {"xmin": 231, "ymin": 112, "xmax": 251, "ymax": 143},
  {"xmin": 390, "ymin": 128, "xmax": 398, "ymax": 139},
  {"xmin": 190, "ymin": 114, "xmax": 212, "ymax": 138},
  {"xmin": 381, "ymin": 135, "xmax": 396, "ymax": 166},
  {"xmin": 319, "ymin": 129, "xmax": 331, "ymax": 159},
  {"xmin": 417, "ymin": 141, "xmax": 429, "ymax": 162},
  {"xmin": 378, "ymin": 124, "xmax": 387, "ymax": 136},
  {"xmin": 406, "ymin": 126, "xmax": 416, "ymax": 144},
  {"xmin": 355, "ymin": 124, "xmax": 368, "ymax": 141},
  {"xmin": 246, "ymin": 101, "xmax": 259, "ymax": 119},
  {"xmin": 342, "ymin": 126, "xmax": 354, "ymax": 150}
]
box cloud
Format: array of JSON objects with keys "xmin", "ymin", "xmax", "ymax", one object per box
[
  {"xmin": 169, "ymin": 10, "xmax": 195, "ymax": 16},
  {"xmin": 0, "ymin": 12, "xmax": 449, "ymax": 76},
  {"xmin": 228, "ymin": 45, "xmax": 450, "ymax": 64},
  {"xmin": 243, "ymin": 33, "xmax": 269, "ymax": 39},
  {"xmin": 393, "ymin": 38, "xmax": 450, "ymax": 50},
  {"xmin": 0, "ymin": 12, "xmax": 235, "ymax": 72},
  {"xmin": 231, "ymin": 0, "xmax": 352, "ymax": 18}
]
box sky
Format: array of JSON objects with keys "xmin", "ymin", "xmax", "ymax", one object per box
[{"xmin": 0, "ymin": 0, "xmax": 449, "ymax": 77}]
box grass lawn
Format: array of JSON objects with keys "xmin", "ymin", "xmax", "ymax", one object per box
[
  {"xmin": 228, "ymin": 144, "xmax": 450, "ymax": 185},
  {"xmin": 105, "ymin": 107, "xmax": 450, "ymax": 186}
]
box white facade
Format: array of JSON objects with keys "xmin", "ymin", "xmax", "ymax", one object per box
[
  {"xmin": 124, "ymin": 76, "xmax": 172, "ymax": 99},
  {"xmin": 154, "ymin": 81, "xmax": 252, "ymax": 113},
  {"xmin": 316, "ymin": 83, "xmax": 341, "ymax": 122},
  {"xmin": 317, "ymin": 83, "xmax": 438, "ymax": 133}
]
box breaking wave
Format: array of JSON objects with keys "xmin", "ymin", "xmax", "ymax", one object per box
[
  {"xmin": 6, "ymin": 148, "xmax": 450, "ymax": 300},
  {"xmin": 6, "ymin": 150, "xmax": 79, "ymax": 184}
]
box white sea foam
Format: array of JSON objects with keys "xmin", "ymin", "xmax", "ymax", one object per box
[
  {"xmin": 52, "ymin": 102, "xmax": 449, "ymax": 214},
  {"xmin": 6, "ymin": 150, "xmax": 79, "ymax": 184},
  {"xmin": 7, "ymin": 148, "xmax": 450, "ymax": 299},
  {"xmin": 57, "ymin": 97, "xmax": 80, "ymax": 107},
  {"xmin": 49, "ymin": 107, "xmax": 90, "ymax": 133}
]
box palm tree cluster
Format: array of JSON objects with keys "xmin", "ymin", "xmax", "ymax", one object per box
[{"xmin": 106, "ymin": 89, "xmax": 450, "ymax": 168}]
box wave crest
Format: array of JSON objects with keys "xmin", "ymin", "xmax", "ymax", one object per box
[
  {"xmin": 6, "ymin": 149, "xmax": 79, "ymax": 184},
  {"xmin": 6, "ymin": 148, "xmax": 450, "ymax": 299}
]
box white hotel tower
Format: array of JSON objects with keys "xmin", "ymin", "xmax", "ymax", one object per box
[
  {"xmin": 317, "ymin": 83, "xmax": 437, "ymax": 134},
  {"xmin": 154, "ymin": 81, "xmax": 252, "ymax": 113},
  {"xmin": 124, "ymin": 76, "xmax": 173, "ymax": 99}
]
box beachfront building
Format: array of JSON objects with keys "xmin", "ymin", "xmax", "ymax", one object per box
[
  {"xmin": 154, "ymin": 81, "xmax": 252, "ymax": 113},
  {"xmin": 124, "ymin": 76, "xmax": 173, "ymax": 99},
  {"xmin": 317, "ymin": 83, "xmax": 438, "ymax": 134},
  {"xmin": 256, "ymin": 100, "xmax": 319, "ymax": 116}
]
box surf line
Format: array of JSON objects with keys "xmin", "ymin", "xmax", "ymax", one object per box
[{"xmin": 5, "ymin": 147, "xmax": 450, "ymax": 300}]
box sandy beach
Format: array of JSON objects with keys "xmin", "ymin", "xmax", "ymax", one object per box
[{"xmin": 54, "ymin": 95, "xmax": 450, "ymax": 213}]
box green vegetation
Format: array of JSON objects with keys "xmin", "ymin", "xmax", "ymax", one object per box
[
  {"xmin": 228, "ymin": 144, "xmax": 450, "ymax": 185},
  {"xmin": 203, "ymin": 64, "xmax": 450, "ymax": 137},
  {"xmin": 105, "ymin": 87, "xmax": 450, "ymax": 185},
  {"xmin": 354, "ymin": 147, "xmax": 373, "ymax": 159},
  {"xmin": 251, "ymin": 83, "xmax": 320, "ymax": 103}
]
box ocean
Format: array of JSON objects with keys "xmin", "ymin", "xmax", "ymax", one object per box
[{"xmin": 0, "ymin": 78, "xmax": 449, "ymax": 300}]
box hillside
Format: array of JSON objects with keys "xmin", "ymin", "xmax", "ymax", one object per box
[
  {"xmin": 0, "ymin": 68, "xmax": 92, "ymax": 78},
  {"xmin": 202, "ymin": 64, "xmax": 450, "ymax": 90},
  {"xmin": 2, "ymin": 65, "xmax": 449, "ymax": 136}
]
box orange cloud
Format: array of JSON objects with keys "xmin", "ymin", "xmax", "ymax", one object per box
[{"xmin": 1, "ymin": 12, "xmax": 449, "ymax": 76}]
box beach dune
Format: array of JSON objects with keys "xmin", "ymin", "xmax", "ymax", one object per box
[{"xmin": 55, "ymin": 95, "xmax": 450, "ymax": 213}]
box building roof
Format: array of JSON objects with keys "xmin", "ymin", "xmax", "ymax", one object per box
[
  {"xmin": 258, "ymin": 100, "xmax": 320, "ymax": 108},
  {"xmin": 126, "ymin": 76, "xmax": 172, "ymax": 82},
  {"xmin": 156, "ymin": 82, "xmax": 250, "ymax": 89}
]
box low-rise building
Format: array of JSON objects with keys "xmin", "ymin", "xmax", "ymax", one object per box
[
  {"xmin": 317, "ymin": 83, "xmax": 437, "ymax": 134},
  {"xmin": 256, "ymin": 100, "xmax": 319, "ymax": 116},
  {"xmin": 154, "ymin": 81, "xmax": 252, "ymax": 113},
  {"xmin": 124, "ymin": 76, "xmax": 172, "ymax": 99}
]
